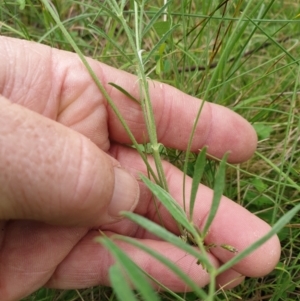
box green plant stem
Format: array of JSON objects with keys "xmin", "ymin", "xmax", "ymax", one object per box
[
  {"xmin": 40, "ymin": 0, "xmax": 161, "ymax": 185},
  {"xmin": 133, "ymin": 1, "xmax": 168, "ymax": 191},
  {"xmin": 106, "ymin": 0, "xmax": 168, "ymax": 190}
]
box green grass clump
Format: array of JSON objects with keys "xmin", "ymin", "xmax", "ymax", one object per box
[{"xmin": 1, "ymin": 0, "xmax": 300, "ymax": 300}]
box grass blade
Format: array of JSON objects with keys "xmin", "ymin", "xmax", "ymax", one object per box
[
  {"xmin": 217, "ymin": 203, "xmax": 300, "ymax": 275},
  {"xmin": 189, "ymin": 147, "xmax": 207, "ymax": 220},
  {"xmin": 145, "ymin": 24, "xmax": 180, "ymax": 63},
  {"xmin": 113, "ymin": 235, "xmax": 208, "ymax": 300},
  {"xmin": 202, "ymin": 153, "xmax": 228, "ymax": 236},
  {"xmin": 122, "ymin": 211, "xmax": 213, "ymax": 270},
  {"xmin": 88, "ymin": 25, "xmax": 134, "ymax": 64},
  {"xmin": 109, "ymin": 264, "xmax": 139, "ymax": 301},
  {"xmin": 98, "ymin": 236, "xmax": 160, "ymax": 301},
  {"xmin": 246, "ymin": 17, "xmax": 298, "ymax": 66},
  {"xmin": 108, "ymin": 82, "xmax": 140, "ymax": 104},
  {"xmin": 142, "ymin": 1, "xmax": 173, "ymax": 37},
  {"xmin": 255, "ymin": 151, "xmax": 299, "ymax": 190},
  {"xmin": 141, "ymin": 175, "xmax": 194, "ymax": 234}
]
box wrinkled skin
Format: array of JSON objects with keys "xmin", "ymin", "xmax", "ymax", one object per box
[{"xmin": 0, "ymin": 37, "xmax": 281, "ymax": 301}]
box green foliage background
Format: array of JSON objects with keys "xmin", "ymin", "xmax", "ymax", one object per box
[{"xmin": 1, "ymin": 0, "xmax": 299, "ymax": 300}]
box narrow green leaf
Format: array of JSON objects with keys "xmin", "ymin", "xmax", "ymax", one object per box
[
  {"xmin": 114, "ymin": 235, "xmax": 208, "ymax": 300},
  {"xmin": 119, "ymin": 0, "xmax": 127, "ymax": 13},
  {"xmin": 108, "ymin": 82, "xmax": 140, "ymax": 104},
  {"xmin": 158, "ymin": 43, "xmax": 166, "ymax": 56},
  {"xmin": 140, "ymin": 175, "xmax": 194, "ymax": 234},
  {"xmin": 202, "ymin": 153, "xmax": 228, "ymax": 236},
  {"xmin": 0, "ymin": 22, "xmax": 27, "ymax": 38},
  {"xmin": 255, "ymin": 151, "xmax": 299, "ymax": 190},
  {"xmin": 88, "ymin": 25, "xmax": 133, "ymax": 64},
  {"xmin": 122, "ymin": 211, "xmax": 214, "ymax": 270},
  {"xmin": 155, "ymin": 57, "xmax": 163, "ymax": 75},
  {"xmin": 109, "ymin": 265, "xmax": 139, "ymax": 301},
  {"xmin": 97, "ymin": 1, "xmax": 122, "ymax": 21},
  {"xmin": 99, "ymin": 236, "xmax": 160, "ymax": 301},
  {"xmin": 142, "ymin": 1, "xmax": 173, "ymax": 37},
  {"xmin": 247, "ymin": 16, "xmax": 298, "ymax": 66},
  {"xmin": 145, "ymin": 24, "xmax": 180, "ymax": 63},
  {"xmin": 217, "ymin": 203, "xmax": 300, "ymax": 275},
  {"xmin": 189, "ymin": 147, "xmax": 207, "ymax": 220}
]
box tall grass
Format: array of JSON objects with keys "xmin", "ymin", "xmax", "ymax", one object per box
[{"xmin": 1, "ymin": 1, "xmax": 300, "ymax": 300}]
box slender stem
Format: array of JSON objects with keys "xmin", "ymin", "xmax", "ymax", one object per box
[
  {"xmin": 41, "ymin": 0, "xmax": 160, "ymax": 183},
  {"xmin": 108, "ymin": 1, "xmax": 168, "ymax": 190},
  {"xmin": 208, "ymin": 272, "xmax": 216, "ymax": 301},
  {"xmin": 132, "ymin": 1, "xmax": 169, "ymax": 191}
]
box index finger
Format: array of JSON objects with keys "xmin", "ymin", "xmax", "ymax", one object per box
[{"xmin": 0, "ymin": 36, "xmax": 257, "ymax": 163}]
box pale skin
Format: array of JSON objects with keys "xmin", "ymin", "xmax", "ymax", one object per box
[{"xmin": 0, "ymin": 37, "xmax": 281, "ymax": 300}]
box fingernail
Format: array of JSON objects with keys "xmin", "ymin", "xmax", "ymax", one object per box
[{"xmin": 108, "ymin": 167, "xmax": 139, "ymax": 218}]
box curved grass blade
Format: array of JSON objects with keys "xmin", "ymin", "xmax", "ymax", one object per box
[
  {"xmin": 108, "ymin": 82, "xmax": 140, "ymax": 104},
  {"xmin": 145, "ymin": 24, "xmax": 180, "ymax": 63},
  {"xmin": 122, "ymin": 211, "xmax": 214, "ymax": 270},
  {"xmin": 141, "ymin": 175, "xmax": 194, "ymax": 234},
  {"xmin": 202, "ymin": 153, "xmax": 228, "ymax": 236},
  {"xmin": 113, "ymin": 235, "xmax": 209, "ymax": 300},
  {"xmin": 217, "ymin": 203, "xmax": 300, "ymax": 275},
  {"xmin": 189, "ymin": 147, "xmax": 207, "ymax": 219},
  {"xmin": 142, "ymin": 1, "xmax": 173, "ymax": 37},
  {"xmin": 0, "ymin": 21, "xmax": 27, "ymax": 38},
  {"xmin": 99, "ymin": 236, "xmax": 160, "ymax": 301},
  {"xmin": 109, "ymin": 264, "xmax": 139, "ymax": 301},
  {"xmin": 246, "ymin": 17, "xmax": 298, "ymax": 66},
  {"xmin": 255, "ymin": 151, "xmax": 299, "ymax": 191},
  {"xmin": 88, "ymin": 25, "xmax": 134, "ymax": 64}
]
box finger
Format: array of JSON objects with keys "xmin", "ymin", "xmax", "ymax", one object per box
[
  {"xmin": 46, "ymin": 231, "xmax": 220, "ymax": 291},
  {"xmin": 0, "ymin": 221, "xmax": 88, "ymax": 301},
  {"xmin": 105, "ymin": 77, "xmax": 257, "ymax": 163},
  {"xmin": 0, "ymin": 96, "xmax": 139, "ymax": 226},
  {"xmin": 0, "ymin": 36, "xmax": 256, "ymax": 163},
  {"xmin": 216, "ymin": 270, "xmax": 245, "ymax": 290},
  {"xmin": 109, "ymin": 145, "xmax": 281, "ymax": 278},
  {"xmin": 0, "ymin": 222, "xmax": 242, "ymax": 300}
]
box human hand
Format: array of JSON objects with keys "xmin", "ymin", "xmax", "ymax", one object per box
[{"xmin": 0, "ymin": 36, "xmax": 280, "ymax": 300}]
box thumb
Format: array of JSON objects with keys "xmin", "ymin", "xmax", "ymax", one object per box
[{"xmin": 0, "ymin": 96, "xmax": 139, "ymax": 226}]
